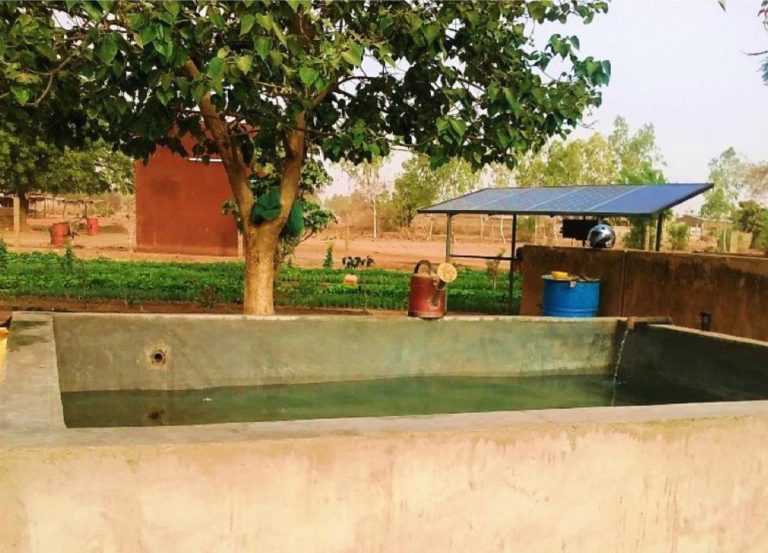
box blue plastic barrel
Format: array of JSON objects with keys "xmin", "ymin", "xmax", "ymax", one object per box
[{"xmin": 541, "ymin": 275, "xmax": 600, "ymax": 317}]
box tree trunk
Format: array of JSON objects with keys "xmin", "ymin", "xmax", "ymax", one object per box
[
  {"xmin": 17, "ymin": 192, "xmax": 29, "ymax": 230},
  {"xmin": 242, "ymin": 225, "xmax": 281, "ymax": 315},
  {"xmin": 372, "ymin": 200, "xmax": 378, "ymax": 240}
]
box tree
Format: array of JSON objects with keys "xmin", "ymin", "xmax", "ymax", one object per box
[
  {"xmin": 391, "ymin": 155, "xmax": 482, "ymax": 227},
  {"xmin": 734, "ymin": 200, "xmax": 767, "ymax": 248},
  {"xmin": 341, "ymin": 157, "xmax": 388, "ymax": 239},
  {"xmin": 513, "ymin": 132, "xmax": 618, "ymax": 186},
  {"xmin": 700, "ymin": 147, "xmax": 749, "ymax": 220},
  {"xmin": 0, "ymin": 121, "xmax": 133, "ymax": 226},
  {"xmin": 0, "ymin": 122, "xmax": 54, "ymax": 228},
  {"xmin": 1, "ymin": 1, "xmax": 611, "ymax": 314},
  {"xmin": 609, "ymin": 116, "xmax": 665, "ymax": 184}
]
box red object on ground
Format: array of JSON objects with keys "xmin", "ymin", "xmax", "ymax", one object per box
[
  {"xmin": 50, "ymin": 222, "xmax": 70, "ymax": 246},
  {"xmin": 407, "ymin": 260, "xmax": 447, "ymax": 319},
  {"xmin": 86, "ymin": 217, "xmax": 100, "ymax": 236}
]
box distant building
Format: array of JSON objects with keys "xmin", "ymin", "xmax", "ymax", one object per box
[{"xmin": 134, "ymin": 135, "xmax": 239, "ymax": 256}]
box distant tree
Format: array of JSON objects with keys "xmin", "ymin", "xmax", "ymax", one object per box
[
  {"xmin": 1, "ymin": 1, "xmax": 611, "ymax": 314},
  {"xmin": 514, "ymin": 132, "xmax": 618, "ymax": 186},
  {"xmin": 700, "ymin": 147, "xmax": 749, "ymax": 220},
  {"xmin": 609, "ymin": 116, "xmax": 666, "ymax": 184},
  {"xmin": 391, "ymin": 155, "xmax": 481, "ymax": 227},
  {"xmin": 341, "ymin": 157, "xmax": 388, "ymax": 239},
  {"xmin": 0, "ymin": 122, "xmax": 133, "ymax": 227},
  {"xmin": 734, "ymin": 200, "xmax": 767, "ymax": 248}
]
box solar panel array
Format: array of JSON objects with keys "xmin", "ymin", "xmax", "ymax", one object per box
[{"xmin": 419, "ymin": 183, "xmax": 712, "ymax": 217}]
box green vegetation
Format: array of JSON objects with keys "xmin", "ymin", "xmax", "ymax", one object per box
[
  {"xmin": 667, "ymin": 223, "xmax": 690, "ymax": 251},
  {"xmin": 0, "ymin": 252, "xmax": 519, "ymax": 314}
]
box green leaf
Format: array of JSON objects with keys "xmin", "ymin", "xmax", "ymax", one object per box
[
  {"xmin": 236, "ymin": 55, "xmax": 253, "ymax": 74},
  {"xmin": 82, "ymin": 2, "xmax": 104, "ymax": 20},
  {"xmin": 299, "ymin": 66, "xmax": 319, "ymax": 87},
  {"xmin": 449, "ymin": 118, "xmax": 467, "ymax": 139},
  {"xmin": 240, "ymin": 15, "xmax": 255, "ymax": 36},
  {"xmin": 217, "ymin": 46, "xmax": 229, "ymax": 58},
  {"xmin": 154, "ymin": 41, "xmax": 173, "ymax": 61},
  {"xmin": 10, "ymin": 85, "xmax": 30, "ymax": 105},
  {"xmin": 207, "ymin": 57, "xmax": 225, "ymax": 80},
  {"xmin": 209, "ymin": 9, "xmax": 225, "ymax": 29},
  {"xmin": 502, "ymin": 87, "xmax": 520, "ymax": 115},
  {"xmin": 254, "ymin": 37, "xmax": 272, "ymax": 59},
  {"xmin": 423, "ymin": 24, "xmax": 441, "ymax": 45},
  {"xmin": 341, "ymin": 43, "xmax": 364, "ymax": 66},
  {"xmin": 496, "ymin": 127, "xmax": 510, "ymax": 148},
  {"xmin": 139, "ymin": 25, "xmax": 156, "ymax": 45},
  {"xmin": 256, "ymin": 13, "xmax": 274, "ymax": 30},
  {"xmin": 156, "ymin": 88, "xmax": 173, "ymax": 106},
  {"xmin": 164, "ymin": 1, "xmax": 180, "ymax": 18},
  {"xmin": 271, "ymin": 21, "xmax": 286, "ymax": 46},
  {"xmin": 95, "ymin": 34, "xmax": 118, "ymax": 64},
  {"xmin": 287, "ymin": 0, "xmax": 300, "ymax": 12}
]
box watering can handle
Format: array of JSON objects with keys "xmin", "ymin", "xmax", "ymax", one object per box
[{"xmin": 413, "ymin": 259, "xmax": 434, "ymax": 275}]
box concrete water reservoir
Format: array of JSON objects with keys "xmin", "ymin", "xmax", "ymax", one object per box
[{"xmin": 1, "ymin": 312, "xmax": 768, "ymax": 552}]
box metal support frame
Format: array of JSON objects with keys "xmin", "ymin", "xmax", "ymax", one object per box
[
  {"xmin": 655, "ymin": 213, "xmax": 663, "ymax": 252},
  {"xmin": 508, "ymin": 214, "xmax": 517, "ymax": 314},
  {"xmin": 445, "ymin": 214, "xmax": 453, "ymax": 262}
]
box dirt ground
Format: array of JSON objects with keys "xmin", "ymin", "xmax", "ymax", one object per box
[{"xmin": 1, "ymin": 217, "xmax": 527, "ymax": 270}]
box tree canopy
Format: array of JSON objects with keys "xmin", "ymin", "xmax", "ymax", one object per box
[
  {"xmin": 508, "ymin": 116, "xmax": 665, "ymax": 187},
  {"xmin": 0, "ymin": 119, "xmax": 133, "ymax": 225},
  {"xmin": 0, "ymin": 1, "xmax": 612, "ymax": 313},
  {"xmin": 391, "ymin": 155, "xmax": 482, "ymax": 226},
  {"xmin": 700, "ymin": 147, "xmax": 749, "ymax": 220}
]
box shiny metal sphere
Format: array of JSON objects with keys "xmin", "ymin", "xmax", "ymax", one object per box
[{"xmin": 587, "ymin": 223, "xmax": 616, "ymax": 249}]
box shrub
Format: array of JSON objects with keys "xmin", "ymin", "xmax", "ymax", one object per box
[
  {"xmin": 668, "ymin": 223, "xmax": 690, "ymax": 251},
  {"xmin": 323, "ymin": 241, "xmax": 334, "ymax": 269}
]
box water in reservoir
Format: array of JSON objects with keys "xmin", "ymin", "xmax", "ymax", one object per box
[{"xmin": 61, "ymin": 375, "xmax": 720, "ymax": 428}]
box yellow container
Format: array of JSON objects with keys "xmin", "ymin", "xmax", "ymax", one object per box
[
  {"xmin": 0, "ymin": 328, "xmax": 8, "ymax": 382},
  {"xmin": 550, "ymin": 271, "xmax": 570, "ymax": 281}
]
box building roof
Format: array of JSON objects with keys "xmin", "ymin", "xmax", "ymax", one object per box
[{"xmin": 419, "ymin": 183, "xmax": 713, "ymax": 217}]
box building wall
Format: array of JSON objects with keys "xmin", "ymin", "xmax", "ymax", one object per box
[
  {"xmin": 135, "ymin": 141, "xmax": 238, "ymax": 256},
  {"xmin": 520, "ymin": 246, "xmax": 768, "ymax": 341}
]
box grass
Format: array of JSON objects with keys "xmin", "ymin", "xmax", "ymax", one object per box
[{"xmin": 0, "ymin": 251, "xmax": 521, "ymax": 314}]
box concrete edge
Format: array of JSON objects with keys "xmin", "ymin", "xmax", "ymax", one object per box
[{"xmin": 0, "ymin": 312, "xmax": 64, "ymax": 432}]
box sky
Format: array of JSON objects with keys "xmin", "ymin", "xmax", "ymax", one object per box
[{"xmin": 325, "ymin": 0, "xmax": 768, "ymax": 203}]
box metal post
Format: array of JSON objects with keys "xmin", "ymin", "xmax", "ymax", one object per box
[
  {"xmin": 445, "ymin": 214, "xmax": 453, "ymax": 262},
  {"xmin": 655, "ymin": 213, "xmax": 663, "ymax": 252},
  {"xmin": 508, "ymin": 214, "xmax": 517, "ymax": 314}
]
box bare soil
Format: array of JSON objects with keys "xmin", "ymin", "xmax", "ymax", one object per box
[{"xmin": 0, "ymin": 217, "xmax": 523, "ymax": 270}]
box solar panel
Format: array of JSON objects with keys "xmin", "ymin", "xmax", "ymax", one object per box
[{"xmin": 419, "ymin": 183, "xmax": 712, "ymax": 216}]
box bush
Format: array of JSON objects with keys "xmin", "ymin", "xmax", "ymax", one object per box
[
  {"xmin": 0, "ymin": 238, "xmax": 7, "ymax": 269},
  {"xmin": 323, "ymin": 241, "xmax": 334, "ymax": 269},
  {"xmin": 668, "ymin": 223, "xmax": 690, "ymax": 251}
]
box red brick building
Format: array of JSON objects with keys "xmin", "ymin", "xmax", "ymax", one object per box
[{"xmin": 134, "ymin": 136, "xmax": 239, "ymax": 256}]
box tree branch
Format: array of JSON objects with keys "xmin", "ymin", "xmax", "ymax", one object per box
[{"xmin": 182, "ymin": 59, "xmax": 252, "ymax": 216}]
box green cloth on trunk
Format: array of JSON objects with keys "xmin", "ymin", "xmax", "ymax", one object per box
[
  {"xmin": 250, "ymin": 187, "xmax": 282, "ymax": 224},
  {"xmin": 249, "ymin": 186, "xmax": 304, "ymax": 238}
]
